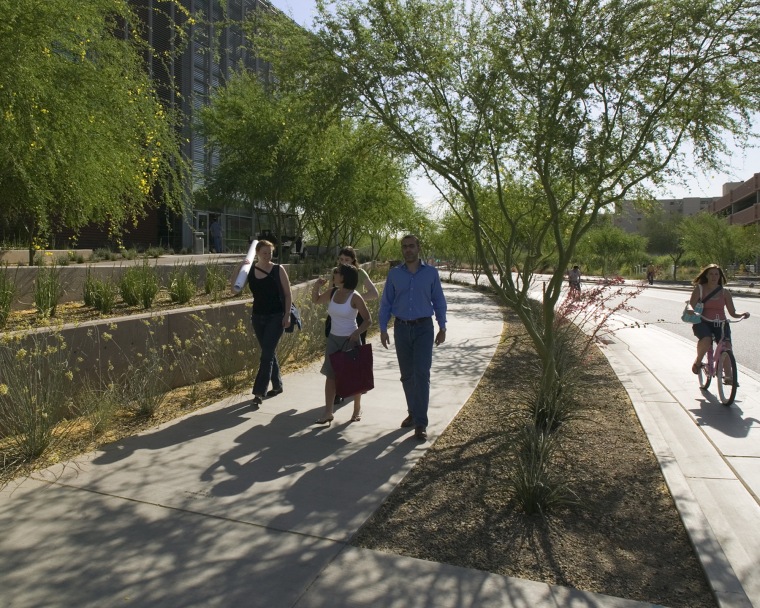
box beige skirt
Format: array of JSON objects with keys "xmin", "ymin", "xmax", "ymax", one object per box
[{"xmin": 320, "ymin": 334, "xmax": 353, "ymax": 377}]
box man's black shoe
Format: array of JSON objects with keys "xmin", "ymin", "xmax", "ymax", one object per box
[
  {"xmin": 401, "ymin": 415, "xmax": 414, "ymax": 428},
  {"xmin": 266, "ymin": 387, "xmax": 284, "ymax": 398},
  {"xmin": 414, "ymin": 426, "xmax": 427, "ymax": 441}
]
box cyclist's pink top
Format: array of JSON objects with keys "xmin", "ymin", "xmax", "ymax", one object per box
[{"xmin": 701, "ymin": 289, "xmax": 726, "ymax": 322}]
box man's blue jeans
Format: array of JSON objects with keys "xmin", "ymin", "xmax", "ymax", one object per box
[
  {"xmin": 251, "ymin": 313, "xmax": 284, "ymax": 396},
  {"xmin": 393, "ymin": 318, "xmax": 434, "ymax": 428}
]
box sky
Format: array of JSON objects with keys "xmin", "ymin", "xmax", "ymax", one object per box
[{"xmin": 267, "ymin": 1, "xmax": 760, "ymax": 207}]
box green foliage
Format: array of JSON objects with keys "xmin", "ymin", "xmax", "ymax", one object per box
[
  {"xmin": 0, "ymin": 0, "xmax": 189, "ymax": 259},
  {"xmin": 119, "ymin": 261, "xmax": 160, "ymax": 309},
  {"xmin": 576, "ymin": 225, "xmax": 648, "ymax": 277},
  {"xmin": 90, "ymin": 278, "xmax": 119, "ymax": 314},
  {"xmin": 34, "ymin": 263, "xmax": 63, "ymax": 318},
  {"xmin": 509, "ymin": 425, "xmax": 573, "ymax": 515},
  {"xmin": 204, "ymin": 261, "xmax": 229, "ymax": 300},
  {"xmin": 680, "ymin": 213, "xmax": 745, "ymax": 271},
  {"xmin": 143, "ymin": 246, "xmax": 165, "ymax": 259},
  {"xmin": 92, "ymin": 249, "xmax": 118, "ymax": 262},
  {"xmin": 0, "ymin": 265, "xmax": 15, "ymax": 329},
  {"xmin": 169, "ymin": 262, "xmax": 198, "ymax": 304}
]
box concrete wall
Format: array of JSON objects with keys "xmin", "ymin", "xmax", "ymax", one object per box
[{"xmin": 7, "ymin": 281, "xmax": 313, "ymax": 392}]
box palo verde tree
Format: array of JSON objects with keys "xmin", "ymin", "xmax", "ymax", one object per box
[
  {"xmin": 303, "ymin": 0, "xmax": 760, "ymax": 414},
  {"xmin": 680, "ymin": 212, "xmax": 746, "ymax": 271},
  {"xmin": 576, "ymin": 224, "xmax": 648, "ymax": 277},
  {"xmin": 0, "ymin": 0, "xmax": 188, "ymax": 262},
  {"xmin": 199, "ymin": 71, "xmax": 312, "ymax": 248},
  {"xmin": 642, "ymin": 211, "xmax": 686, "ymax": 280}
]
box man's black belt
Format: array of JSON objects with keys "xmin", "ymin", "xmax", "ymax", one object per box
[{"xmin": 396, "ymin": 317, "xmax": 430, "ymax": 325}]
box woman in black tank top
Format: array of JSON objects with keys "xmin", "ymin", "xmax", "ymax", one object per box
[{"xmin": 241, "ymin": 240, "xmax": 292, "ymax": 406}]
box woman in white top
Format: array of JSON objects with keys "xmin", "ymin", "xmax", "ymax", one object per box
[{"xmin": 312, "ymin": 264, "xmax": 371, "ymax": 425}]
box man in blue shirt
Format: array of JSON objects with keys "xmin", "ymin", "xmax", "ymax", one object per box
[{"xmin": 379, "ymin": 234, "xmax": 447, "ymax": 441}]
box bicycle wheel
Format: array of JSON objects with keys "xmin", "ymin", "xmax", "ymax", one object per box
[
  {"xmin": 716, "ymin": 350, "xmax": 738, "ymax": 405},
  {"xmin": 698, "ymin": 362, "xmax": 711, "ymax": 390}
]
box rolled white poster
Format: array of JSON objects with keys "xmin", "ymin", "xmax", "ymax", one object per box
[{"xmin": 231, "ymin": 239, "xmax": 258, "ymax": 294}]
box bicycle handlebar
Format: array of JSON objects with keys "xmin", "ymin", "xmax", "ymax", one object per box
[{"xmin": 693, "ymin": 314, "xmax": 748, "ymax": 323}]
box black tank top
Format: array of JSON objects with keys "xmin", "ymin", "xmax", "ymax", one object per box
[{"xmin": 248, "ymin": 266, "xmax": 284, "ymax": 315}]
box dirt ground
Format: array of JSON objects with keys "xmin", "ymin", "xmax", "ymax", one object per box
[{"xmin": 351, "ymin": 309, "xmax": 717, "ymax": 608}]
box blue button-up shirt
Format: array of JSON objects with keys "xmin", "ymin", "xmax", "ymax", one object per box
[{"xmin": 379, "ymin": 261, "xmax": 447, "ymax": 332}]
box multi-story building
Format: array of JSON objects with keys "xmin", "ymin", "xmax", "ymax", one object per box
[
  {"xmin": 614, "ymin": 196, "xmax": 718, "ymax": 233},
  {"xmin": 710, "ymin": 173, "xmax": 760, "ymax": 226}
]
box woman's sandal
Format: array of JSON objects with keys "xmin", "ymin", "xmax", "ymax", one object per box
[
  {"xmin": 314, "ymin": 416, "xmax": 334, "ymax": 427},
  {"xmin": 350, "ymin": 411, "xmax": 362, "ymax": 422}
]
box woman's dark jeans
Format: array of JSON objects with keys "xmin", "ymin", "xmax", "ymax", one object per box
[{"xmin": 251, "ymin": 313, "xmax": 284, "ymax": 396}]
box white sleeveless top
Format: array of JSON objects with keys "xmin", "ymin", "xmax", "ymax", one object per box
[{"xmin": 328, "ymin": 290, "xmax": 358, "ymax": 336}]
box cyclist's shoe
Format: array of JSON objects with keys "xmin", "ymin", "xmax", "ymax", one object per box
[{"xmin": 692, "ymin": 362, "xmax": 701, "ymax": 375}]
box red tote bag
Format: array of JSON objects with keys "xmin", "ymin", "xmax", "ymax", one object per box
[{"xmin": 329, "ymin": 343, "xmax": 374, "ymax": 397}]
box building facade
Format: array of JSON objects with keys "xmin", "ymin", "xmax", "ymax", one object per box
[
  {"xmin": 710, "ymin": 173, "xmax": 760, "ymax": 226},
  {"xmin": 614, "ymin": 196, "xmax": 718, "ymax": 233}
]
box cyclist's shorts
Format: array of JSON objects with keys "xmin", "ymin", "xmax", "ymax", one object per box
[{"xmin": 692, "ymin": 319, "xmax": 731, "ymax": 343}]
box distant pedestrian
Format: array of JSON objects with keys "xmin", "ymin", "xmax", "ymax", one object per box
[
  {"xmin": 210, "ymin": 218, "xmax": 223, "ymax": 253},
  {"xmin": 646, "ymin": 263, "xmax": 655, "ymax": 285},
  {"xmin": 568, "ymin": 265, "xmax": 581, "ymax": 294},
  {"xmin": 379, "ymin": 235, "xmax": 447, "ymax": 441}
]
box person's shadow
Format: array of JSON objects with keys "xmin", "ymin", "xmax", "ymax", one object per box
[
  {"xmin": 201, "ymin": 408, "xmax": 350, "ymax": 497},
  {"xmin": 690, "ymin": 397, "xmax": 760, "ymax": 438},
  {"xmin": 92, "ymin": 398, "xmax": 257, "ymax": 465}
]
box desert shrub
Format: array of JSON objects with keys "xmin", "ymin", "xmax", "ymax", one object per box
[
  {"xmin": 509, "ymin": 424, "xmax": 574, "ymax": 515},
  {"xmin": 204, "ymin": 261, "xmax": 228, "ymax": 300},
  {"xmin": 169, "ymin": 262, "xmax": 198, "ymax": 304},
  {"xmin": 92, "ymin": 248, "xmax": 117, "ymax": 262},
  {"xmin": 120, "ymin": 261, "xmax": 160, "ymax": 309},
  {"xmin": 118, "ymin": 319, "xmax": 169, "ymax": 416},
  {"xmin": 83, "ymin": 268, "xmax": 97, "ymax": 307},
  {"xmin": 189, "ymin": 311, "xmax": 252, "ymax": 391},
  {"xmin": 34, "ymin": 262, "xmax": 63, "ymax": 318},
  {"xmin": 0, "ymin": 333, "xmax": 77, "ymax": 463},
  {"xmin": 144, "ymin": 246, "xmax": 165, "ymax": 259},
  {"xmin": 91, "ymin": 278, "xmax": 119, "ymax": 314},
  {"xmin": 0, "ymin": 265, "xmax": 15, "ymax": 329},
  {"xmin": 74, "ymin": 379, "xmax": 121, "ymax": 436},
  {"xmin": 121, "ymin": 248, "xmax": 139, "ymax": 261}
]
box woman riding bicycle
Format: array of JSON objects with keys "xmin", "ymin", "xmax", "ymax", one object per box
[{"xmin": 689, "ymin": 264, "xmax": 750, "ymax": 375}]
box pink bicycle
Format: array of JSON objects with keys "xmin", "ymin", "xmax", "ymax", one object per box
[{"xmin": 697, "ymin": 317, "xmax": 745, "ymax": 406}]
